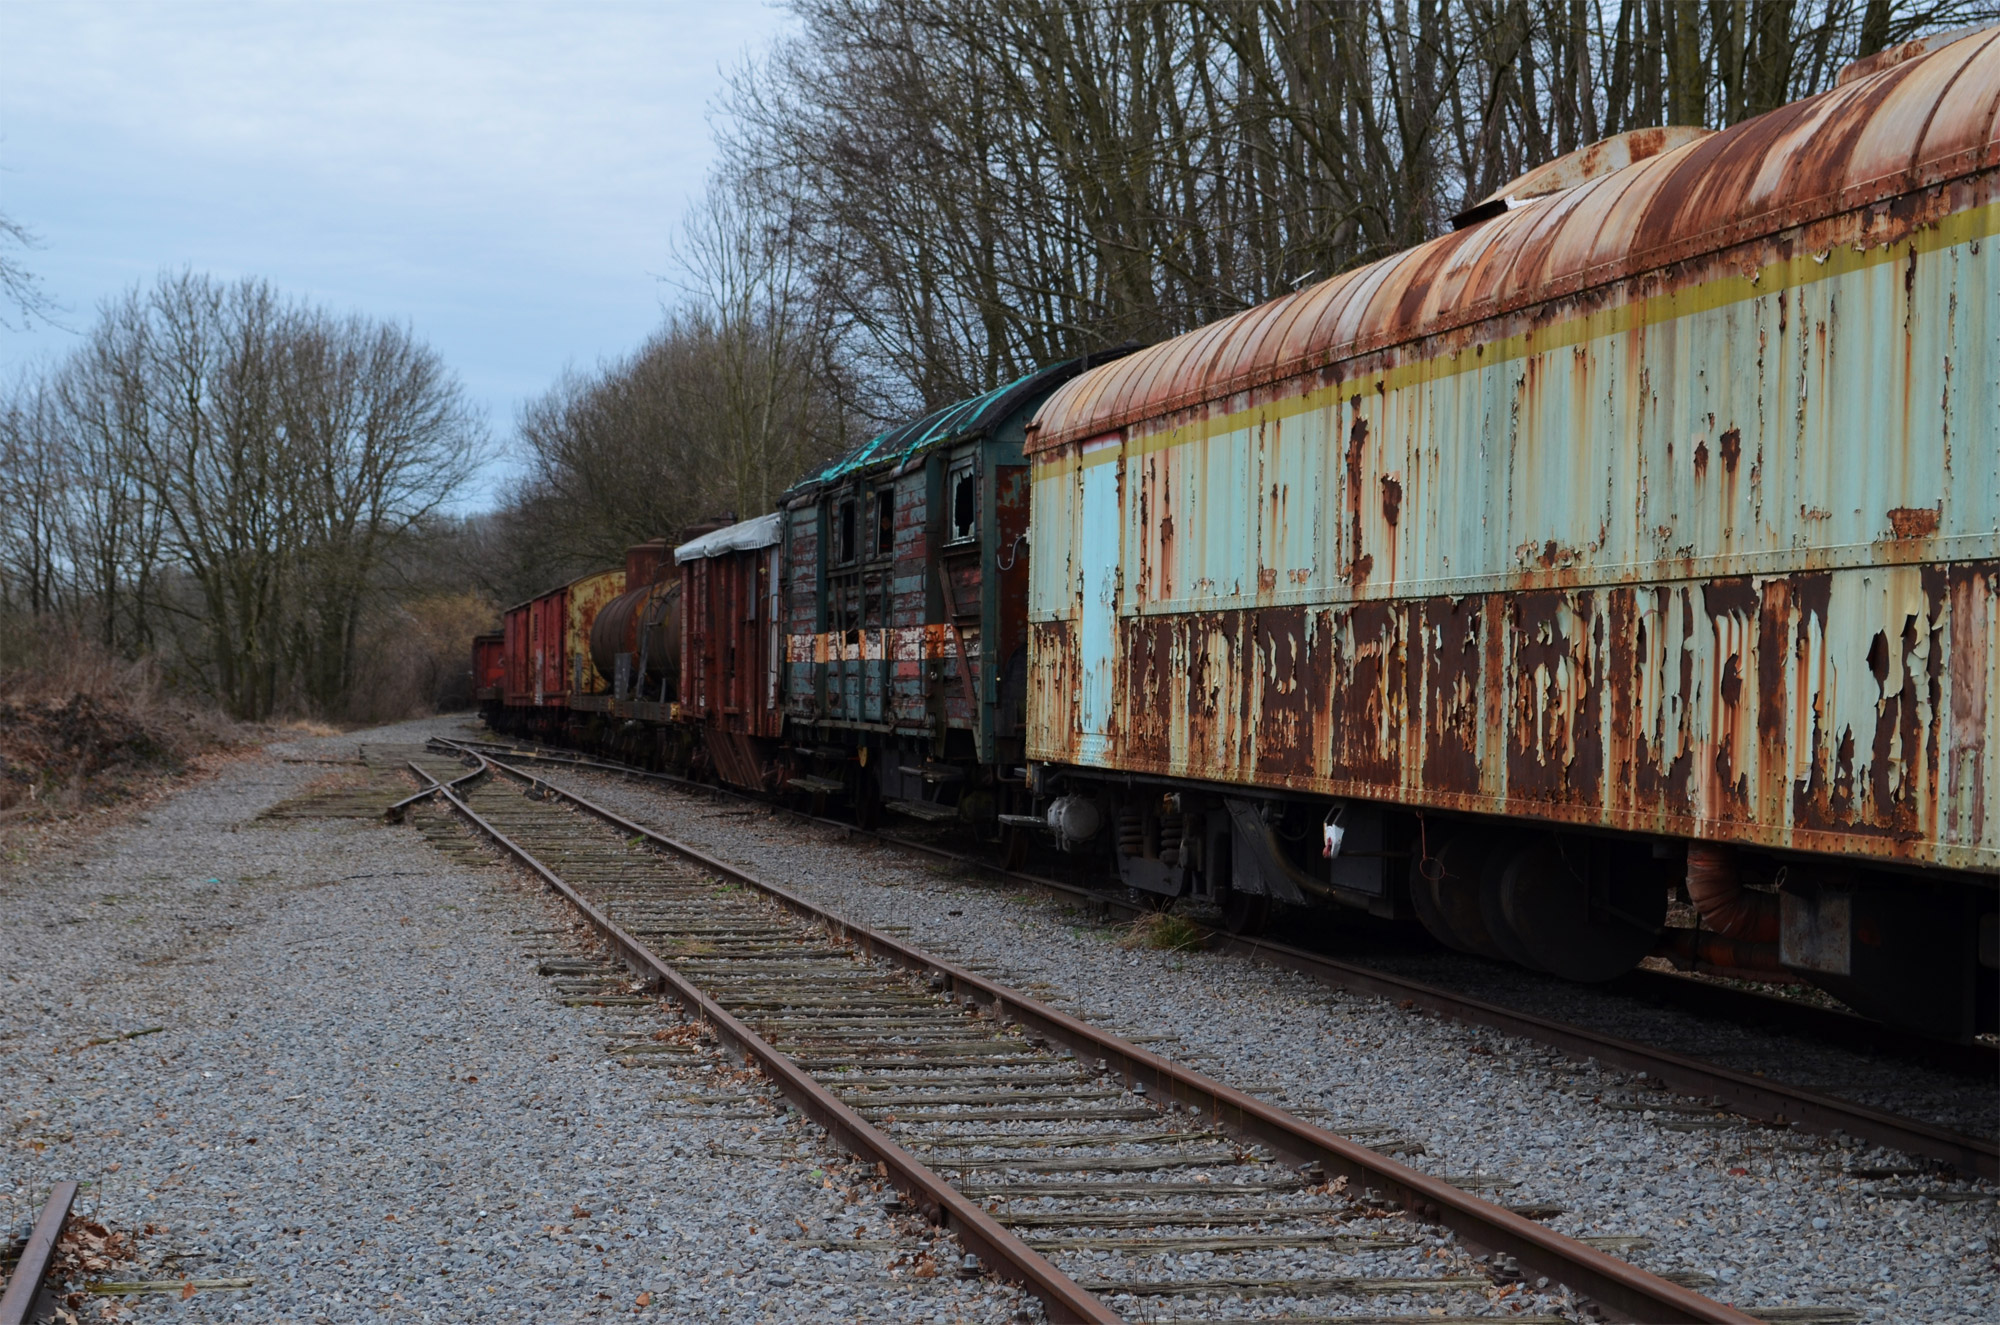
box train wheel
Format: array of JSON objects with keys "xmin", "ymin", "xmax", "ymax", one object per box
[
  {"xmin": 1218, "ymin": 886, "xmax": 1269, "ymax": 936},
  {"xmin": 1408, "ymin": 834, "xmax": 1467, "ymax": 952},
  {"xmin": 1415, "ymin": 834, "xmax": 1508, "ymax": 960},
  {"xmin": 1498, "ymin": 836, "xmax": 1667, "ymax": 982},
  {"xmin": 1001, "ymin": 826, "xmax": 1028, "ymax": 871},
  {"xmin": 1478, "ymin": 834, "xmax": 1550, "ymax": 972}
]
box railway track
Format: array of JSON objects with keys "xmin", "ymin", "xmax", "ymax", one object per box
[
  {"xmin": 0, "ymin": 1182, "xmax": 76, "ymax": 1325},
  {"xmin": 443, "ymin": 734, "xmax": 1999, "ymax": 1185},
  {"xmin": 400, "ymin": 739, "xmax": 1768, "ymax": 1324}
]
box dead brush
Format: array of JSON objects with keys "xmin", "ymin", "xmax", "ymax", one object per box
[
  {"xmin": 1116, "ymin": 909, "xmax": 1208, "ymax": 952},
  {"xmin": 0, "ymin": 630, "xmax": 243, "ymax": 822}
]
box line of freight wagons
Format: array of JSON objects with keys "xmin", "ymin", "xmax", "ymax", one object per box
[{"xmin": 478, "ymin": 28, "xmax": 2000, "ymax": 1042}]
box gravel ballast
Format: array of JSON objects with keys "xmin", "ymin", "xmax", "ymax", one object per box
[
  {"xmin": 541, "ymin": 748, "xmax": 2000, "ymax": 1325},
  {"xmin": 1, "ymin": 716, "xmax": 1029, "ymax": 1323}
]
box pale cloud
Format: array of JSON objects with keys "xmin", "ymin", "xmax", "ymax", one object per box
[{"xmin": 0, "ymin": 0, "xmax": 793, "ymax": 504}]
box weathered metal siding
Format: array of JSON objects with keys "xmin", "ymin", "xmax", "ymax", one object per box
[
  {"xmin": 783, "ymin": 503, "xmax": 823, "ymax": 721},
  {"xmin": 501, "ymin": 606, "xmax": 530, "ymax": 707},
  {"xmin": 682, "ymin": 547, "xmax": 783, "ymax": 740},
  {"xmin": 529, "ymin": 590, "xmax": 565, "ymax": 707},
  {"xmin": 1024, "ymin": 34, "xmax": 2000, "ymax": 874},
  {"xmin": 782, "ymin": 454, "xmax": 988, "ymax": 740},
  {"xmin": 564, "ymin": 569, "xmax": 626, "ymax": 696},
  {"xmin": 472, "ymin": 633, "xmax": 504, "ymax": 700}
]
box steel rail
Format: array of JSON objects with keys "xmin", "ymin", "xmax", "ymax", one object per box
[
  {"xmin": 441, "ymin": 735, "xmax": 1999, "ymax": 1179},
  {"xmin": 434, "ymin": 739, "xmax": 1761, "ymax": 1325},
  {"xmin": 0, "ymin": 1181, "xmax": 77, "ymax": 1325},
  {"xmin": 383, "ymin": 758, "xmax": 488, "ymax": 822},
  {"xmin": 404, "ymin": 756, "xmax": 1122, "ymax": 1325},
  {"xmin": 1603, "ymin": 968, "xmax": 1997, "ymax": 1078},
  {"xmin": 1203, "ymin": 936, "xmax": 2000, "ymax": 1181}
]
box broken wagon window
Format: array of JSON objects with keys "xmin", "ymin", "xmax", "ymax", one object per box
[
  {"xmin": 949, "ymin": 463, "xmax": 977, "ymax": 543},
  {"xmin": 875, "ymin": 488, "xmax": 895, "ymax": 556},
  {"xmin": 838, "ymin": 497, "xmax": 858, "ymax": 564}
]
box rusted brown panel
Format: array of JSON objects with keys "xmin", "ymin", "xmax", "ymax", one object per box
[
  {"xmin": 1503, "ymin": 590, "xmax": 1605, "ymax": 807},
  {"xmin": 1247, "ymin": 606, "xmax": 1315, "ymax": 781},
  {"xmin": 1944, "ymin": 565, "xmax": 1995, "ymax": 848},
  {"xmin": 1323, "ymin": 602, "xmax": 1403, "ymax": 788},
  {"xmin": 624, "ymin": 539, "xmax": 670, "ymax": 588},
  {"xmin": 1419, "ymin": 596, "xmax": 1484, "ymax": 795},
  {"xmin": 472, "ymin": 633, "xmax": 504, "ymax": 695},
  {"xmin": 1027, "ymin": 619, "xmax": 1080, "ymax": 764},
  {"xmin": 1181, "ymin": 612, "xmax": 1231, "ymax": 778},
  {"xmin": 1754, "ymin": 574, "xmax": 1825, "ymax": 828},
  {"xmin": 1034, "ymin": 557, "xmax": 1999, "ymax": 868},
  {"xmin": 1120, "ymin": 614, "xmax": 1177, "ymax": 770},
  {"xmin": 1860, "ymin": 566, "xmax": 1949, "ymax": 840},
  {"xmin": 502, "ymin": 606, "xmax": 529, "ymax": 706}
]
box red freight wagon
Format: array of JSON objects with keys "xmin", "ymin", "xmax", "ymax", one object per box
[
  {"xmin": 471, "ymin": 633, "xmax": 503, "ymax": 702},
  {"xmin": 676, "ymin": 513, "xmax": 784, "ymax": 790},
  {"xmin": 502, "ymin": 585, "xmax": 569, "ymax": 709}
]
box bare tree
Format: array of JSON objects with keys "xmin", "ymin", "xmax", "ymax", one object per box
[
  {"xmin": 0, "ymin": 209, "xmax": 59, "ymax": 332},
  {"xmin": 671, "ymin": 183, "xmax": 854, "ymax": 519},
  {"xmin": 716, "ymin": 0, "xmax": 1996, "ymax": 414},
  {"xmin": 283, "ymin": 314, "xmax": 482, "ymax": 713},
  {"xmin": 0, "ymin": 271, "xmax": 483, "ymax": 720},
  {"xmin": 505, "ymin": 181, "xmax": 852, "ymax": 595},
  {"xmin": 55, "ymin": 305, "xmax": 168, "ymax": 655},
  {"xmin": 0, "ymin": 377, "xmax": 72, "ymax": 623}
]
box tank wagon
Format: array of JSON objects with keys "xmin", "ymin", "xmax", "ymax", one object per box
[
  {"xmin": 1020, "ymin": 26, "xmax": 2000, "ymax": 1037},
  {"xmin": 574, "ymin": 539, "xmax": 682, "ymax": 764},
  {"xmin": 487, "ymin": 540, "xmax": 686, "ymax": 755},
  {"xmin": 476, "ymin": 28, "xmax": 1998, "ymax": 1040}
]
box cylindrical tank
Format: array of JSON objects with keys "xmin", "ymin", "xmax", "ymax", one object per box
[{"xmin": 589, "ymin": 581, "xmax": 681, "ymax": 697}]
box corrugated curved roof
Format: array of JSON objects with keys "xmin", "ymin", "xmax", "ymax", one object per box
[
  {"xmin": 790, "ymin": 353, "xmax": 1130, "ymax": 499},
  {"xmin": 1026, "ymin": 24, "xmax": 2000, "ymax": 455},
  {"xmin": 674, "ymin": 511, "xmax": 784, "ymax": 562}
]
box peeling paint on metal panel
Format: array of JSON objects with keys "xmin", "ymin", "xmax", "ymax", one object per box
[{"xmin": 1023, "ymin": 162, "xmax": 1999, "ymax": 872}]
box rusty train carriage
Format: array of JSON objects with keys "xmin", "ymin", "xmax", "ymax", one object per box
[
  {"xmin": 500, "ymin": 568, "xmax": 626, "ymax": 716},
  {"xmin": 775, "ymin": 359, "xmax": 1119, "ymax": 824},
  {"xmin": 476, "ymin": 28, "xmax": 1998, "ymax": 1040},
  {"xmin": 492, "ymin": 539, "xmax": 689, "ymax": 760},
  {"xmin": 586, "ymin": 538, "xmax": 680, "ymax": 713},
  {"xmin": 471, "ymin": 633, "xmax": 503, "ymax": 703},
  {"xmin": 676, "ymin": 514, "xmax": 786, "ymax": 790},
  {"xmin": 1023, "ymin": 29, "xmax": 1999, "ymax": 1035}
]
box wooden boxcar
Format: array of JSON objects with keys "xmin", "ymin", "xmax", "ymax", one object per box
[
  {"xmin": 499, "ymin": 568, "xmax": 626, "ymax": 722},
  {"xmin": 676, "ymin": 514, "xmax": 785, "ymax": 790},
  {"xmin": 471, "ymin": 633, "xmax": 504, "ymax": 703}
]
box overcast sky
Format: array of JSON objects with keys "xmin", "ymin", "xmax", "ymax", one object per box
[{"xmin": 0, "ymin": 0, "xmax": 793, "ymax": 506}]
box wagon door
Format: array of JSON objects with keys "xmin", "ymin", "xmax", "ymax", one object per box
[{"xmin": 1075, "ymin": 435, "xmax": 1123, "ymax": 763}]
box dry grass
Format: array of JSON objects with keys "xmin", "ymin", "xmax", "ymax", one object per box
[
  {"xmin": 1116, "ymin": 909, "xmax": 1209, "ymax": 952},
  {"xmin": 0, "ymin": 629, "xmax": 244, "ymax": 824}
]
